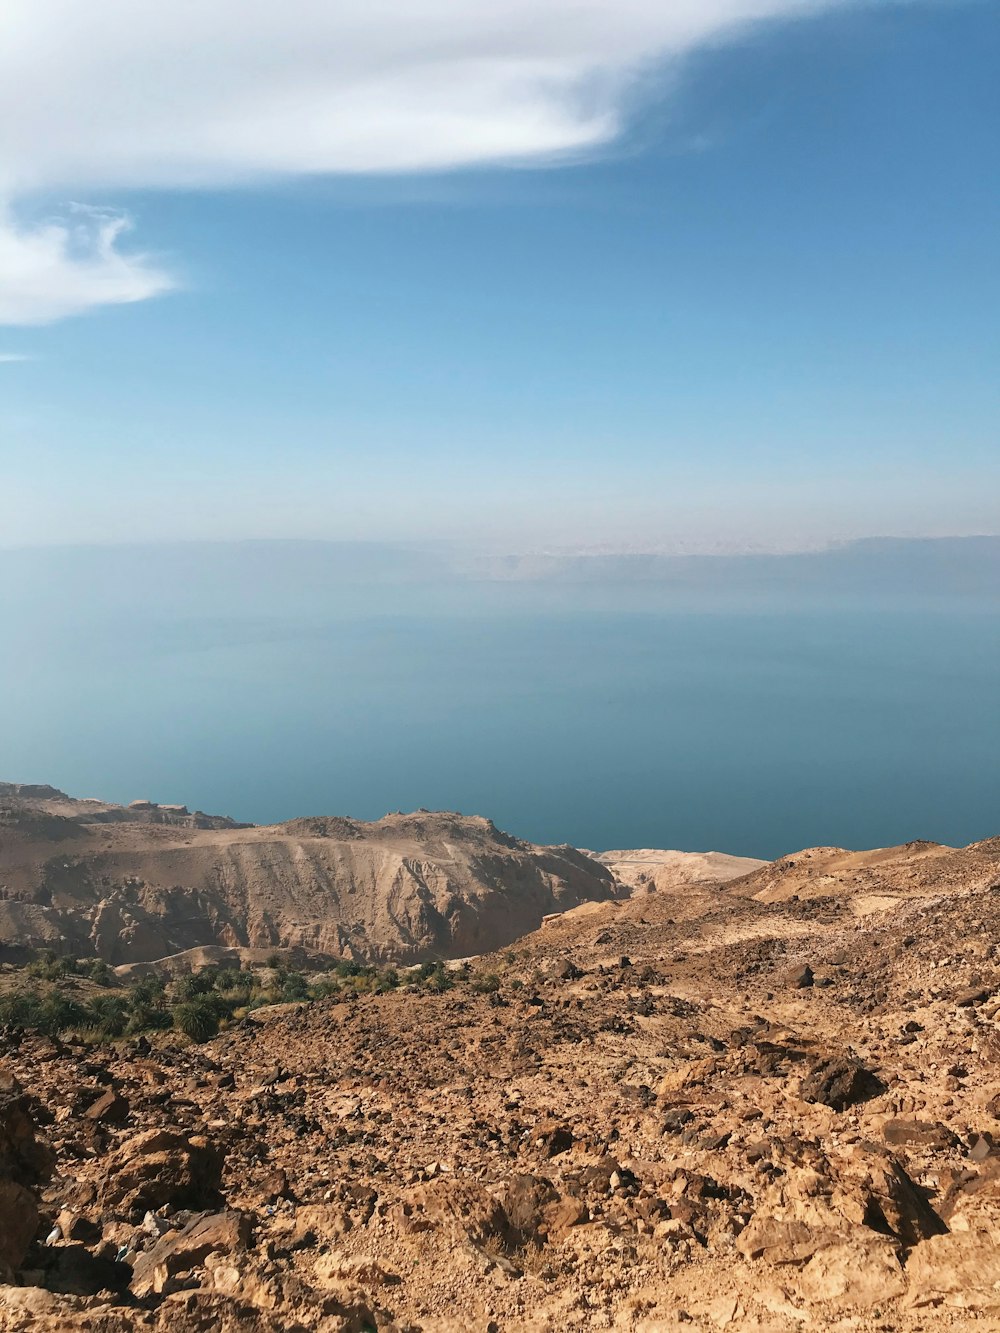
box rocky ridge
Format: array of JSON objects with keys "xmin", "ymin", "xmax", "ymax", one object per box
[{"xmin": 0, "ymin": 787, "xmax": 618, "ymax": 967}]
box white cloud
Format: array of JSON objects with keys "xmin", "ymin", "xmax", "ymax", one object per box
[
  {"xmin": 0, "ymin": 0, "xmax": 855, "ymax": 325},
  {"xmin": 1, "ymin": 0, "xmax": 851, "ymax": 191},
  {"xmin": 0, "ymin": 353, "xmax": 30, "ymax": 362},
  {"xmin": 0, "ymin": 206, "xmax": 173, "ymax": 327}
]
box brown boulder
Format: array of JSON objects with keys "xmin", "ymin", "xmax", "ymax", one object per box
[
  {"xmin": 83, "ymin": 1089, "xmax": 129, "ymax": 1125},
  {"xmin": 657, "ymin": 1058, "xmax": 718, "ymax": 1099},
  {"xmin": 969, "ymin": 1133, "xmax": 995, "ymax": 1163},
  {"xmin": 851, "ymin": 1152, "xmax": 947, "ymax": 1247},
  {"xmin": 98, "ymin": 1128, "xmax": 225, "ymax": 1217},
  {"xmin": 55, "ymin": 1209, "xmax": 102, "ymax": 1244},
  {"xmin": 735, "ymin": 1216, "xmax": 833, "ymax": 1265},
  {"xmin": 906, "ymin": 1232, "xmax": 1000, "ymax": 1310},
  {"xmin": 792, "ymin": 1234, "xmax": 905, "ymax": 1308},
  {"xmin": 532, "ymin": 1119, "xmax": 574, "ymax": 1158},
  {"xmin": 0, "ymin": 1178, "xmax": 43, "ymax": 1274},
  {"xmin": 498, "ymin": 1173, "xmax": 560, "ymax": 1242},
  {"xmin": 0, "ymin": 1074, "xmax": 54, "ymax": 1186},
  {"xmin": 130, "ymin": 1210, "xmax": 252, "ymax": 1297},
  {"xmin": 40, "ymin": 1243, "xmax": 132, "ymax": 1297}
]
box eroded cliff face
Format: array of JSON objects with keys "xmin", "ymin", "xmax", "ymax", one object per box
[{"xmin": 0, "ymin": 792, "xmax": 619, "ymax": 966}]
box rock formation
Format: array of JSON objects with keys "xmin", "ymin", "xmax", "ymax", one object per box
[{"xmin": 0, "ymin": 787, "xmax": 619, "ymax": 966}]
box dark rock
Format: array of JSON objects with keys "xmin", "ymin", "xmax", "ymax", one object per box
[
  {"xmin": 533, "ymin": 1120, "xmax": 574, "ymax": 1157},
  {"xmin": 800, "ymin": 1058, "xmax": 886, "ymax": 1111},
  {"xmin": 545, "ymin": 958, "xmax": 582, "ymax": 981},
  {"xmin": 0, "ymin": 1074, "xmax": 54, "ymax": 1271},
  {"xmin": 969, "ymin": 1134, "xmax": 995, "ymax": 1163},
  {"xmin": 662, "ymin": 1108, "xmax": 695, "ymax": 1134},
  {"xmin": 883, "ymin": 1120, "xmax": 958, "ymax": 1151},
  {"xmin": 84, "ymin": 1089, "xmax": 129, "ymax": 1125},
  {"xmin": 701, "ymin": 1131, "xmax": 732, "ymax": 1151},
  {"xmin": 42, "ymin": 1243, "xmax": 131, "ymax": 1296}
]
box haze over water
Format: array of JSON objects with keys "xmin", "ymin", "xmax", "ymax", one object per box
[{"xmin": 4, "ymin": 540, "xmax": 997, "ymax": 861}]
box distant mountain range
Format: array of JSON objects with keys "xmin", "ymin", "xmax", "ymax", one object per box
[{"xmin": 1, "ymin": 535, "xmax": 997, "ymax": 615}]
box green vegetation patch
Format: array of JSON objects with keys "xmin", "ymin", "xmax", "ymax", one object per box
[{"xmin": 0, "ymin": 950, "xmax": 514, "ymax": 1044}]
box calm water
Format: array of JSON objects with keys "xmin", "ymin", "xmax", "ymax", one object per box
[{"xmin": 2, "ymin": 561, "xmax": 998, "ymax": 859}]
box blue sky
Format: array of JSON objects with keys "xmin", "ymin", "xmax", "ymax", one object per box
[{"xmin": 1, "ymin": 0, "xmax": 998, "ymax": 549}]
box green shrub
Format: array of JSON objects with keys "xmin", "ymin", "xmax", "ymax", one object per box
[
  {"xmin": 0, "ymin": 988, "xmax": 45, "ymax": 1028},
  {"xmin": 83, "ymin": 959, "xmax": 116, "ymax": 987},
  {"xmin": 424, "ymin": 963, "xmax": 453, "ymax": 993},
  {"xmin": 173, "ymin": 997, "xmax": 221, "ymax": 1042},
  {"xmin": 84, "ymin": 995, "xmax": 130, "ymax": 1039},
  {"xmin": 172, "ymin": 971, "xmax": 216, "ymax": 1001},
  {"xmin": 26, "ymin": 950, "xmax": 81, "ymax": 981},
  {"xmin": 309, "ymin": 978, "xmax": 340, "ymax": 999},
  {"xmin": 129, "ymin": 976, "xmax": 165, "ymax": 1005},
  {"xmin": 214, "ymin": 968, "xmax": 252, "ymax": 995},
  {"xmin": 125, "ymin": 1000, "xmax": 172, "ymax": 1034},
  {"xmin": 281, "ymin": 972, "xmax": 310, "ymax": 1002},
  {"xmin": 38, "ymin": 992, "xmax": 88, "ymax": 1033},
  {"xmin": 470, "ymin": 972, "xmax": 501, "ymax": 994}
]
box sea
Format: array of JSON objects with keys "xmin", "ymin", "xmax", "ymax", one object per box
[{"xmin": 2, "ymin": 541, "xmax": 997, "ymax": 860}]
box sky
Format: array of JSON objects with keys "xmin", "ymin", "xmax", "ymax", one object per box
[{"xmin": 1, "ymin": 0, "xmax": 998, "ymax": 550}]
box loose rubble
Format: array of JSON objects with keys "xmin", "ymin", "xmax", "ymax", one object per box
[{"xmin": 1, "ymin": 831, "xmax": 1000, "ymax": 1329}]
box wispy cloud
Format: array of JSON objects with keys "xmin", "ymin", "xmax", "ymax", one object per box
[
  {"xmin": 0, "ymin": 205, "xmax": 173, "ymax": 328},
  {"xmin": 0, "ymin": 0, "xmax": 856, "ymax": 325},
  {"xmin": 0, "ymin": 352, "xmax": 31, "ymax": 363}
]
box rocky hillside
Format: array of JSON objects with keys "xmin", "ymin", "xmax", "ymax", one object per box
[
  {"xmin": 0, "ymin": 786, "xmax": 619, "ymax": 966},
  {"xmin": 591, "ymin": 848, "xmax": 766, "ymax": 893},
  {"xmin": 2, "ymin": 830, "xmax": 1000, "ymax": 1329}
]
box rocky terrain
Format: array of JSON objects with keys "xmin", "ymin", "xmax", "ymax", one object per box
[
  {"xmin": 0, "ymin": 786, "xmax": 618, "ymax": 967},
  {"xmin": 1, "ymin": 800, "xmax": 1000, "ymax": 1330},
  {"xmin": 591, "ymin": 850, "xmax": 765, "ymax": 895}
]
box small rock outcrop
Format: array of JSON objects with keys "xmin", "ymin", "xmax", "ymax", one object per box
[{"xmin": 98, "ymin": 1129, "xmax": 225, "ymax": 1217}]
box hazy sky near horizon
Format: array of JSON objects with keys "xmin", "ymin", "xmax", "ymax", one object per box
[{"xmin": 1, "ymin": 0, "xmax": 998, "ymax": 549}]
